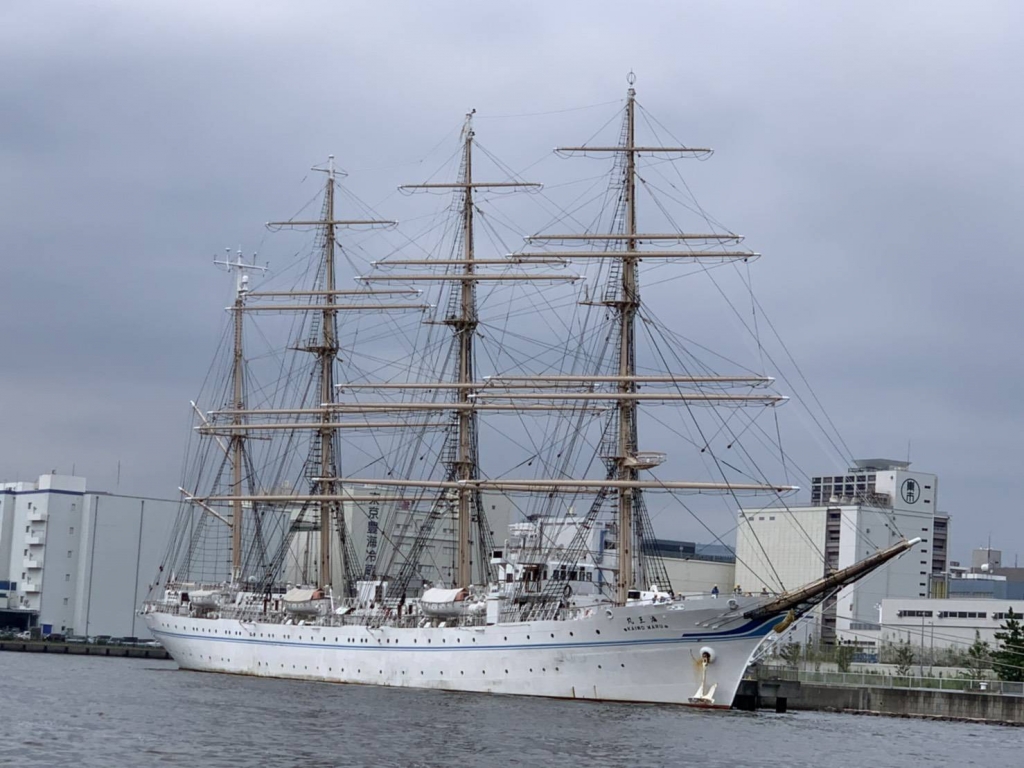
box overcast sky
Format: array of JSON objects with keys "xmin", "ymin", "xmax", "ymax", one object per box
[{"xmin": 3, "ymin": 1, "xmax": 1023, "ymax": 563}]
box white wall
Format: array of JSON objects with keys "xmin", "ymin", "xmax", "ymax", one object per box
[
  {"xmin": 879, "ymin": 597, "xmax": 1024, "ymax": 651},
  {"xmin": 735, "ymin": 506, "xmax": 826, "ymax": 594},
  {"xmin": 0, "ymin": 475, "xmax": 179, "ymax": 638},
  {"xmin": 663, "ymin": 558, "xmax": 735, "ymax": 595},
  {"xmin": 74, "ymin": 493, "xmax": 178, "ymax": 638}
]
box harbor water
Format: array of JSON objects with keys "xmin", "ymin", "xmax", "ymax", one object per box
[{"xmin": 0, "ymin": 654, "xmax": 1018, "ymax": 767}]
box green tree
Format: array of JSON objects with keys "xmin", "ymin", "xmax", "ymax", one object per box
[
  {"xmin": 992, "ymin": 608, "xmax": 1024, "ymax": 682},
  {"xmin": 779, "ymin": 641, "xmax": 801, "ymax": 667},
  {"xmin": 893, "ymin": 640, "xmax": 915, "ymax": 677},
  {"xmin": 835, "ymin": 644, "xmax": 855, "ymax": 673},
  {"xmin": 959, "ymin": 630, "xmax": 990, "ymax": 681}
]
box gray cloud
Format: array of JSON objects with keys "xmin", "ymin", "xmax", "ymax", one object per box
[{"xmin": 2, "ymin": 1, "xmax": 1023, "ymax": 562}]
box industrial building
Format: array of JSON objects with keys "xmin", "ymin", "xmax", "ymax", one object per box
[
  {"xmin": 734, "ymin": 459, "xmax": 950, "ymax": 644},
  {"xmin": 878, "ymin": 596, "xmax": 1024, "ymax": 651},
  {"xmin": 0, "ymin": 474, "xmax": 177, "ymax": 638}
]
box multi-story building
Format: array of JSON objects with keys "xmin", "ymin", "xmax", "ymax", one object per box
[
  {"xmin": 735, "ymin": 459, "xmax": 950, "ymax": 646},
  {"xmin": 879, "ymin": 596, "xmax": 1024, "ymax": 651},
  {"xmin": 0, "ymin": 474, "xmax": 177, "ymax": 638}
]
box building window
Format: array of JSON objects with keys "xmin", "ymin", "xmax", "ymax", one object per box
[
  {"xmin": 67, "ymin": 550, "xmax": 72, "ymax": 558},
  {"xmin": 69, "ymin": 526, "xmax": 74, "ymax": 535},
  {"xmin": 63, "ymin": 598, "xmax": 69, "ymax": 605},
  {"xmin": 65, "ymin": 574, "xmax": 71, "ymax": 582}
]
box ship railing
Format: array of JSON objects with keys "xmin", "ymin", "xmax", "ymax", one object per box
[{"xmin": 755, "ymin": 666, "xmax": 1024, "ymax": 697}]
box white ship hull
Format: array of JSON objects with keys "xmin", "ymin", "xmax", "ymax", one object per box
[{"xmin": 146, "ymin": 601, "xmax": 782, "ymax": 707}]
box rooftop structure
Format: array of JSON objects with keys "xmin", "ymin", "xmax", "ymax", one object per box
[{"xmin": 737, "ymin": 459, "xmax": 949, "ymax": 645}]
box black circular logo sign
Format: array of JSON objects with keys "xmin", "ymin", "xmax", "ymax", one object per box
[{"xmin": 901, "ymin": 478, "xmax": 919, "ymax": 504}]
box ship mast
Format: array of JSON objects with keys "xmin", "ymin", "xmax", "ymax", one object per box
[
  {"xmin": 264, "ymin": 156, "xmax": 398, "ymax": 595},
  {"xmin": 396, "ymin": 112, "xmax": 545, "ymax": 588},
  {"xmin": 318, "ymin": 156, "xmax": 338, "ymax": 591},
  {"xmin": 616, "ymin": 78, "xmax": 639, "ymax": 604},
  {"xmin": 213, "ymin": 248, "xmax": 266, "ymax": 581},
  {"xmin": 191, "ymin": 96, "xmax": 798, "ymax": 605},
  {"xmin": 455, "ymin": 115, "xmax": 476, "ymax": 589}
]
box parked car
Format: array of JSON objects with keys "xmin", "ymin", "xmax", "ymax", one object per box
[
  {"xmin": 15, "ymin": 630, "xmax": 32, "ymax": 640},
  {"xmin": 44, "ymin": 633, "xmax": 66, "ymax": 642},
  {"xmin": 93, "ymin": 635, "xmax": 112, "ymax": 645},
  {"xmin": 66, "ymin": 635, "xmax": 89, "ymax": 644}
]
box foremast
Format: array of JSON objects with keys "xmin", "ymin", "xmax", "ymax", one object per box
[{"xmin": 526, "ymin": 74, "xmax": 777, "ymax": 605}]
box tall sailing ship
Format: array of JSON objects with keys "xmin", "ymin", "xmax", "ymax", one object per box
[{"xmin": 144, "ymin": 78, "xmax": 916, "ymax": 707}]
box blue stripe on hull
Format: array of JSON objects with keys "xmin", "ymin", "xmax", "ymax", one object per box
[{"xmin": 150, "ymin": 615, "xmax": 782, "ymax": 653}]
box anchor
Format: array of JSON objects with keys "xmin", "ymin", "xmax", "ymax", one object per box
[{"xmin": 689, "ymin": 647, "xmax": 718, "ymax": 705}]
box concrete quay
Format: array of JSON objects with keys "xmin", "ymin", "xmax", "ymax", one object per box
[
  {"xmin": 0, "ymin": 640, "xmax": 170, "ymax": 660},
  {"xmin": 737, "ymin": 676, "xmax": 1024, "ymax": 725}
]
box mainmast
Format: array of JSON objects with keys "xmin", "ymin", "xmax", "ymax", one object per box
[{"xmin": 395, "ymin": 112, "xmax": 545, "ymax": 588}]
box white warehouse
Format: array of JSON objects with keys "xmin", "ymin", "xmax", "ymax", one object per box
[
  {"xmin": 0, "ymin": 474, "xmax": 177, "ymax": 638},
  {"xmin": 879, "ymin": 597, "xmax": 1024, "ymax": 651}
]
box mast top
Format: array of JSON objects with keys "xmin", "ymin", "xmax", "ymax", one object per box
[
  {"xmin": 214, "ymin": 248, "xmax": 267, "ymax": 297},
  {"xmin": 627, "ymin": 70, "xmax": 636, "ymax": 95}
]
